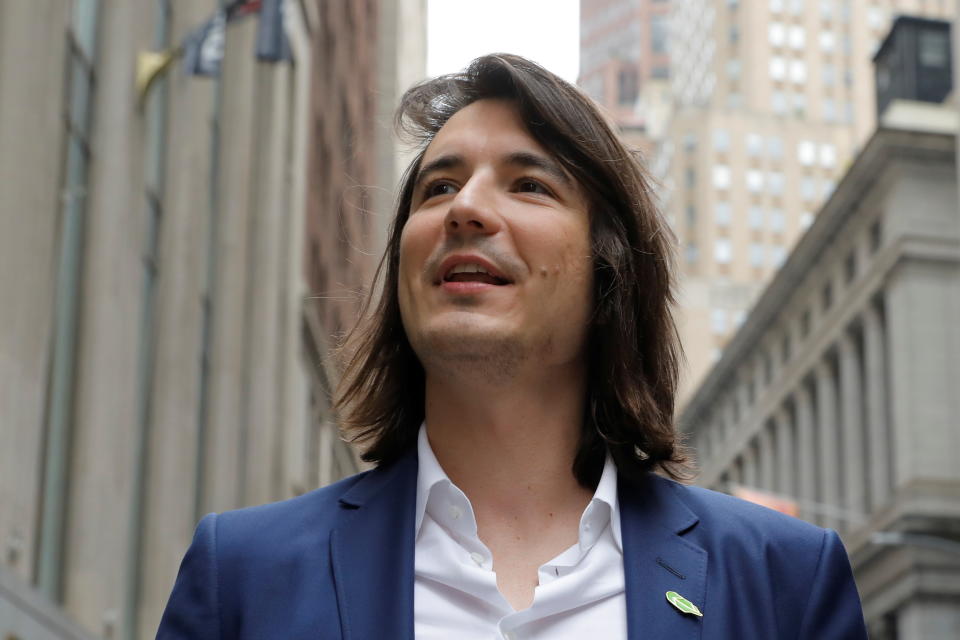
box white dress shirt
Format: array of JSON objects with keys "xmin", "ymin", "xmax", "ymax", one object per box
[{"xmin": 414, "ymin": 426, "xmax": 627, "ymax": 640}]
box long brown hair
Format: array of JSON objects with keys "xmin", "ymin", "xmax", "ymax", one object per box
[{"xmin": 335, "ymin": 54, "xmax": 690, "ymax": 487}]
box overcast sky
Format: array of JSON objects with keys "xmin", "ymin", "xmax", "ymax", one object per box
[{"xmin": 426, "ymin": 0, "xmax": 580, "ymax": 83}]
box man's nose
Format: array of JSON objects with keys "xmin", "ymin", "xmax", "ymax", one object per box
[{"xmin": 444, "ymin": 176, "xmax": 502, "ymax": 236}]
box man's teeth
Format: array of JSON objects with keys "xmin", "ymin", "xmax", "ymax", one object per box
[{"xmin": 448, "ymin": 263, "xmax": 490, "ymax": 276}]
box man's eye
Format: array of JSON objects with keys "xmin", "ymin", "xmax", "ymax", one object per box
[
  {"xmin": 424, "ymin": 181, "xmax": 457, "ymax": 199},
  {"xmin": 517, "ymin": 180, "xmax": 550, "ymax": 195}
]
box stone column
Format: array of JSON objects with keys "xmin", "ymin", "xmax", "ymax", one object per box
[
  {"xmin": 839, "ymin": 330, "xmax": 866, "ymax": 525},
  {"xmin": 815, "ymin": 359, "xmax": 842, "ymax": 530},
  {"xmin": 743, "ymin": 441, "xmax": 759, "ymax": 488},
  {"xmin": 863, "ymin": 303, "xmax": 891, "ymax": 512},
  {"xmin": 796, "ymin": 384, "xmax": 817, "ymax": 523},
  {"xmin": 774, "ymin": 407, "xmax": 795, "ymax": 497},
  {"xmin": 758, "ymin": 422, "xmax": 776, "ymax": 492}
]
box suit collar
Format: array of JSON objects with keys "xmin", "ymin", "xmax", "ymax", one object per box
[
  {"xmin": 331, "ymin": 450, "xmax": 709, "ymax": 640},
  {"xmin": 620, "ymin": 473, "xmax": 707, "ymax": 640},
  {"xmin": 331, "ymin": 448, "xmax": 418, "ymax": 640}
]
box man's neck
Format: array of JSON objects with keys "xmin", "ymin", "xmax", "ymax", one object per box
[
  {"xmin": 423, "ymin": 363, "xmax": 592, "ymax": 528},
  {"xmin": 422, "ymin": 363, "xmax": 596, "ymax": 610}
]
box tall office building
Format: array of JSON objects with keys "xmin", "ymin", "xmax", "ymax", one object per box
[
  {"xmin": 0, "ymin": 1, "xmax": 424, "ymax": 638},
  {"xmin": 580, "ymin": 0, "xmax": 672, "ymax": 140},
  {"xmin": 662, "ymin": 0, "xmax": 956, "ymax": 403},
  {"xmin": 581, "ymin": 0, "xmax": 956, "ymax": 404}
]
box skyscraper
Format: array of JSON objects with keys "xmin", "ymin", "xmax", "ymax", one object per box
[{"xmin": 579, "ymin": 0, "xmax": 956, "ymax": 404}]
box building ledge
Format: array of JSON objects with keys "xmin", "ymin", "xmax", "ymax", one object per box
[{"xmin": 880, "ymin": 99, "xmax": 959, "ymax": 135}]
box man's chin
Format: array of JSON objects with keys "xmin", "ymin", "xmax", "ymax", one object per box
[{"xmin": 411, "ymin": 325, "xmax": 528, "ymax": 377}]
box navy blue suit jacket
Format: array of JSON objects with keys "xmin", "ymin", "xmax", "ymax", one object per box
[{"xmin": 157, "ymin": 449, "xmax": 867, "ymax": 639}]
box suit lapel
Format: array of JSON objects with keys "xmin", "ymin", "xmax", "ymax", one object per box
[
  {"xmin": 620, "ymin": 474, "xmax": 707, "ymax": 640},
  {"xmin": 330, "ymin": 449, "xmax": 418, "ymax": 640}
]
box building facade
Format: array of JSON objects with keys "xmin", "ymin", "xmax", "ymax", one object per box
[
  {"xmin": 0, "ymin": 0, "xmax": 424, "ymax": 638},
  {"xmin": 679, "ymin": 91, "xmax": 960, "ymax": 637},
  {"xmin": 657, "ymin": 0, "xmax": 956, "ymax": 404}
]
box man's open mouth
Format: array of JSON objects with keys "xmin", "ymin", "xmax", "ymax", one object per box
[{"xmin": 443, "ymin": 263, "xmax": 510, "ymax": 285}]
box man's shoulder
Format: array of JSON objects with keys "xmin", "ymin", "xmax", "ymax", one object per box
[{"xmin": 209, "ymin": 470, "xmax": 374, "ymax": 553}]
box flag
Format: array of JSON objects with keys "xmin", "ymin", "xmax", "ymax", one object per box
[
  {"xmin": 182, "ymin": 10, "xmax": 226, "ymax": 76},
  {"xmin": 256, "ymin": 0, "xmax": 291, "ymax": 62}
]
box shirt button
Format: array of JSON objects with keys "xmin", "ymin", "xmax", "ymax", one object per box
[
  {"xmin": 448, "ymin": 504, "xmax": 462, "ymax": 519},
  {"xmin": 470, "ymin": 551, "xmax": 484, "ymax": 566}
]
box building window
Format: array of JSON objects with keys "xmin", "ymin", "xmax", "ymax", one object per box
[
  {"xmin": 789, "ymin": 60, "xmax": 807, "ymax": 84},
  {"xmin": 770, "ymin": 208, "xmax": 785, "ymax": 232},
  {"xmin": 769, "ymin": 23, "xmax": 786, "ymax": 47},
  {"xmin": 746, "ymin": 133, "xmax": 763, "ymax": 156},
  {"xmin": 800, "ymin": 177, "xmax": 816, "ymax": 201},
  {"xmin": 686, "ymin": 243, "xmax": 700, "ymax": 264},
  {"xmin": 749, "ymin": 206, "xmax": 765, "ymax": 230},
  {"xmin": 715, "ymin": 238, "xmax": 733, "ymax": 264},
  {"xmin": 686, "ymin": 204, "xmax": 697, "ymax": 227},
  {"xmin": 712, "ymin": 308, "xmax": 729, "ymax": 335},
  {"xmin": 820, "ymin": 30, "xmax": 836, "ymax": 52},
  {"xmin": 819, "ymin": 0, "xmax": 833, "ymax": 20},
  {"xmin": 770, "ymin": 245, "xmax": 786, "ymax": 267},
  {"xmin": 844, "ymin": 251, "xmax": 856, "ymax": 282},
  {"xmin": 792, "ymin": 92, "xmax": 807, "ymax": 118},
  {"xmin": 684, "ymin": 133, "xmax": 698, "ymax": 151},
  {"xmin": 823, "ymin": 98, "xmax": 836, "ymax": 122},
  {"xmin": 818, "ymin": 143, "xmax": 837, "ymax": 167},
  {"xmin": 713, "ymin": 128, "xmax": 730, "ymax": 153},
  {"xmin": 822, "ymin": 63, "xmax": 836, "ymax": 86},
  {"xmin": 788, "ymin": 26, "xmax": 805, "ymax": 49},
  {"xmin": 870, "ymin": 220, "xmax": 882, "ymax": 252},
  {"xmin": 715, "ymin": 201, "xmax": 732, "ymax": 227},
  {"xmin": 651, "ymin": 15, "xmax": 668, "ymax": 54},
  {"xmin": 769, "ymin": 56, "xmax": 787, "ymax": 80},
  {"xmin": 727, "ymin": 59, "xmax": 742, "ymax": 79},
  {"xmin": 797, "ymin": 140, "xmax": 816, "ymax": 165},
  {"xmin": 618, "ymin": 67, "xmax": 638, "ymax": 105},
  {"xmin": 800, "ymin": 211, "xmax": 814, "ymax": 228},
  {"xmin": 919, "ymin": 30, "xmax": 950, "ymax": 68},
  {"xmin": 713, "ymin": 165, "xmax": 731, "ymax": 189},
  {"xmin": 772, "ymin": 91, "xmax": 787, "ymax": 114},
  {"xmin": 40, "ymin": 0, "xmax": 101, "ymax": 602},
  {"xmin": 686, "ymin": 167, "xmax": 697, "ymax": 187},
  {"xmin": 767, "ymin": 136, "xmax": 783, "ymax": 157},
  {"xmin": 767, "ymin": 171, "xmax": 785, "ymax": 196},
  {"xmin": 746, "ymin": 169, "xmax": 764, "ymax": 193},
  {"xmin": 749, "ymin": 243, "xmax": 765, "ymax": 268}
]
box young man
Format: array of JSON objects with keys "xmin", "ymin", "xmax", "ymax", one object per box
[{"xmin": 158, "ymin": 55, "xmax": 867, "ymax": 639}]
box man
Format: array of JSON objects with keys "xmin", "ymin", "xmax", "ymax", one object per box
[{"xmin": 158, "ymin": 54, "xmax": 867, "ymax": 639}]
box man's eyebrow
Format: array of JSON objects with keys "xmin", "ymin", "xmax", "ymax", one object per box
[
  {"xmin": 414, "ymin": 154, "xmax": 465, "ymax": 189},
  {"xmin": 503, "ymin": 151, "xmax": 572, "ymax": 187},
  {"xmin": 413, "ymin": 150, "xmax": 573, "ymax": 190}
]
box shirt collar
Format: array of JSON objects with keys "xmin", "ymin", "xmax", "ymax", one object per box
[{"xmin": 414, "ymin": 423, "xmax": 622, "ymax": 552}]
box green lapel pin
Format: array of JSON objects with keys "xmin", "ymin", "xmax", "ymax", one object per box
[{"xmin": 666, "ymin": 590, "xmax": 703, "ymax": 617}]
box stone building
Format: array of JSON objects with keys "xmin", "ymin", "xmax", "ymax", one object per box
[
  {"xmin": 658, "ymin": 0, "xmax": 956, "ymax": 405},
  {"xmin": 679, "ymin": 20, "xmax": 960, "ymax": 637},
  {"xmin": 0, "ymin": 0, "xmax": 424, "ymax": 638}
]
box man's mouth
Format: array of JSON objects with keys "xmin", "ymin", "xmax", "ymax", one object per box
[{"xmin": 443, "ymin": 263, "xmax": 509, "ymax": 286}]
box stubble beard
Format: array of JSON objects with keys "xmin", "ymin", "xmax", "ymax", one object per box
[{"xmin": 410, "ymin": 322, "xmax": 532, "ymax": 385}]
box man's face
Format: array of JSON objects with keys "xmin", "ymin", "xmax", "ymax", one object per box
[{"xmin": 397, "ymin": 99, "xmax": 594, "ymax": 376}]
